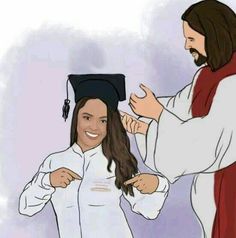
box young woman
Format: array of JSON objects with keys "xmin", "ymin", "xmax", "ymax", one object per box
[{"xmin": 19, "ymin": 74, "xmax": 169, "ymax": 238}]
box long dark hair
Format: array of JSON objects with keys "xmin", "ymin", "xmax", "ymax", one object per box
[
  {"xmin": 70, "ymin": 97, "xmax": 138, "ymax": 196},
  {"xmin": 182, "ymin": 0, "xmax": 236, "ymax": 71}
]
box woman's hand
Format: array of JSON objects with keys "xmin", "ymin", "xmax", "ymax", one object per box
[
  {"xmin": 124, "ymin": 173, "xmax": 159, "ymax": 194},
  {"xmin": 120, "ymin": 111, "xmax": 148, "ymax": 135},
  {"xmin": 129, "ymin": 84, "xmax": 164, "ymax": 121},
  {"xmin": 50, "ymin": 167, "xmax": 82, "ymax": 188}
]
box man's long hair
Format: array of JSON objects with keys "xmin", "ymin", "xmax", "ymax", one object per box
[
  {"xmin": 182, "ymin": 0, "xmax": 236, "ymax": 71},
  {"xmin": 70, "ymin": 97, "xmax": 138, "ymax": 196}
]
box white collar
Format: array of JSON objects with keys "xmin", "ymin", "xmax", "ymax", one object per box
[{"xmin": 72, "ymin": 142, "xmax": 102, "ymax": 158}]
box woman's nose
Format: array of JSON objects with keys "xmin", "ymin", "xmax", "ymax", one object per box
[{"xmin": 89, "ymin": 120, "xmax": 99, "ymax": 130}]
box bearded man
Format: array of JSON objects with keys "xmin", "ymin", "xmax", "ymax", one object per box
[{"xmin": 122, "ymin": 1, "xmax": 236, "ymax": 237}]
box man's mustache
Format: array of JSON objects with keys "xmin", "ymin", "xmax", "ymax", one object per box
[
  {"xmin": 189, "ymin": 48, "xmax": 207, "ymax": 67},
  {"xmin": 190, "ymin": 48, "xmax": 200, "ymax": 54}
]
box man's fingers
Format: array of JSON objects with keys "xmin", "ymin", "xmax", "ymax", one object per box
[
  {"xmin": 119, "ymin": 110, "xmax": 137, "ymax": 120},
  {"xmin": 124, "ymin": 114, "xmax": 129, "ymax": 124},
  {"xmin": 130, "ymin": 93, "xmax": 140, "ymax": 102},
  {"xmin": 124, "ymin": 176, "xmax": 139, "ymax": 185},
  {"xmin": 130, "ymin": 96, "xmax": 137, "ymax": 104},
  {"xmin": 139, "ymin": 83, "xmax": 153, "ymax": 96},
  {"xmin": 119, "ymin": 110, "xmax": 125, "ymax": 117},
  {"xmin": 129, "ymin": 102, "xmax": 136, "ymax": 114},
  {"xmin": 130, "ymin": 120, "xmax": 137, "ymax": 134},
  {"xmin": 120, "ymin": 111, "xmax": 141, "ymax": 134},
  {"xmin": 134, "ymin": 121, "xmax": 139, "ymax": 133},
  {"xmin": 129, "ymin": 99, "xmax": 136, "ymax": 109},
  {"xmin": 121, "ymin": 114, "xmax": 126, "ymax": 128},
  {"xmin": 121, "ymin": 114, "xmax": 127, "ymax": 124},
  {"xmin": 127, "ymin": 117, "xmax": 133, "ymax": 133},
  {"xmin": 119, "ymin": 110, "xmax": 126, "ymax": 120}
]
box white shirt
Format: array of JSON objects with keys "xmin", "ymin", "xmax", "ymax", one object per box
[
  {"xmin": 19, "ymin": 143, "xmax": 169, "ymax": 238},
  {"xmin": 135, "ymin": 70, "xmax": 236, "ymax": 238}
]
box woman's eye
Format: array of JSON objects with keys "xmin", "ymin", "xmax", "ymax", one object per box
[
  {"xmin": 83, "ymin": 116, "xmax": 90, "ymax": 120},
  {"xmin": 101, "ymin": 120, "xmax": 107, "ymax": 124}
]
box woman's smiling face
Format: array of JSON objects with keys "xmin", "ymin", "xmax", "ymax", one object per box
[{"xmin": 76, "ymin": 98, "xmax": 107, "ymax": 152}]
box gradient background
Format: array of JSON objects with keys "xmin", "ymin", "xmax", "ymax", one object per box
[{"xmin": 0, "ymin": 0, "xmax": 235, "ymax": 237}]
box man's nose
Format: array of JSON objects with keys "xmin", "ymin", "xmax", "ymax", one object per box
[{"xmin": 184, "ymin": 40, "xmax": 191, "ymax": 50}]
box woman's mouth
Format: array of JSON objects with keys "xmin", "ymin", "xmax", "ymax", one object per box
[{"xmin": 85, "ymin": 131, "xmax": 99, "ymax": 139}]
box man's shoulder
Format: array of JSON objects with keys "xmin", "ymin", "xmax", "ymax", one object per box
[
  {"xmin": 213, "ymin": 74, "xmax": 236, "ymax": 103},
  {"xmin": 219, "ymin": 74, "xmax": 236, "ymax": 90}
]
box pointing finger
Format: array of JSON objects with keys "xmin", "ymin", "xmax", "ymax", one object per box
[
  {"xmin": 124, "ymin": 176, "xmax": 139, "ymax": 185},
  {"xmin": 61, "ymin": 173, "xmax": 73, "ymax": 181},
  {"xmin": 64, "ymin": 168, "xmax": 82, "ymax": 180}
]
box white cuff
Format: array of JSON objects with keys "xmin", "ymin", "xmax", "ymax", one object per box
[{"xmin": 156, "ymin": 175, "xmax": 169, "ymax": 192}]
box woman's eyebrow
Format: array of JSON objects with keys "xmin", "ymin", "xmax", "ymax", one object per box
[
  {"xmin": 82, "ymin": 112, "xmax": 93, "ymax": 117},
  {"xmin": 99, "ymin": 116, "xmax": 107, "ymax": 119}
]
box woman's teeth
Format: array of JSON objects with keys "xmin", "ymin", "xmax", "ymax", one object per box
[{"xmin": 85, "ymin": 131, "xmax": 98, "ymax": 138}]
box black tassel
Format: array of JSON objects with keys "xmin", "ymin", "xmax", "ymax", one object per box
[
  {"xmin": 62, "ymin": 99, "xmax": 70, "ymax": 121},
  {"xmin": 62, "ymin": 79, "xmax": 70, "ymax": 121}
]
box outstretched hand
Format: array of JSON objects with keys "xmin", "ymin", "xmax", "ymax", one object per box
[{"xmin": 129, "ymin": 84, "xmax": 164, "ymax": 121}]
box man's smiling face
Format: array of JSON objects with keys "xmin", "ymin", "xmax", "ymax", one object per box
[
  {"xmin": 77, "ymin": 98, "xmax": 107, "ymax": 152},
  {"xmin": 183, "ymin": 21, "xmax": 207, "ymax": 66}
]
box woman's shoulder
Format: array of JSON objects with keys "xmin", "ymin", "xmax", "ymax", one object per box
[{"xmin": 42, "ymin": 146, "xmax": 74, "ymax": 165}]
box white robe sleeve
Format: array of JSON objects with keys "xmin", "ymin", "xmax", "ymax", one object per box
[
  {"xmin": 158, "ymin": 82, "xmax": 194, "ymax": 120},
  {"xmin": 19, "ymin": 156, "xmax": 55, "ymax": 216},
  {"xmin": 135, "ymin": 82, "xmax": 194, "ymax": 171},
  {"xmin": 123, "ymin": 175, "xmax": 169, "ymax": 219},
  {"xmin": 153, "ymin": 75, "xmax": 236, "ymax": 183},
  {"xmin": 158, "ymin": 69, "xmax": 202, "ymax": 120}
]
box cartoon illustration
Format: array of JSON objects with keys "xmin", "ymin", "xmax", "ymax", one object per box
[
  {"xmin": 122, "ymin": 1, "xmax": 236, "ymax": 238},
  {"xmin": 19, "ymin": 74, "xmax": 169, "ymax": 238}
]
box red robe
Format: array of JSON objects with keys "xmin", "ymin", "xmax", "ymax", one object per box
[{"xmin": 191, "ymin": 52, "xmax": 236, "ymax": 238}]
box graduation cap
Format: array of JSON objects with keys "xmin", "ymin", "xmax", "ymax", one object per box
[{"xmin": 62, "ymin": 74, "xmax": 126, "ymax": 121}]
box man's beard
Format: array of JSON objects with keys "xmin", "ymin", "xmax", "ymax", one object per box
[{"xmin": 190, "ymin": 48, "xmax": 207, "ymax": 66}]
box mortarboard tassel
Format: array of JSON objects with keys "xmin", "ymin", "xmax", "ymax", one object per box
[
  {"xmin": 62, "ymin": 79, "xmax": 70, "ymax": 121},
  {"xmin": 62, "ymin": 99, "xmax": 70, "ymax": 121}
]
